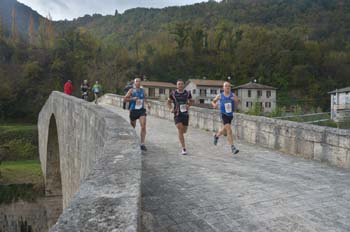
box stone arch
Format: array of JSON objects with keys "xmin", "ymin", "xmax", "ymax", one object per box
[{"xmin": 45, "ymin": 114, "xmax": 62, "ymax": 198}]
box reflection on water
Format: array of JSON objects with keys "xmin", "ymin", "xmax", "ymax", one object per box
[{"xmin": 0, "ymin": 196, "xmax": 62, "ymax": 232}]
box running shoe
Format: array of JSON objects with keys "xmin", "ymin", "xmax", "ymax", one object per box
[
  {"xmin": 231, "ymin": 145, "xmax": 239, "ymax": 154},
  {"xmin": 213, "ymin": 134, "xmax": 219, "ymax": 146},
  {"xmin": 181, "ymin": 148, "xmax": 187, "ymax": 155},
  {"xmin": 140, "ymin": 144, "xmax": 147, "ymax": 151}
]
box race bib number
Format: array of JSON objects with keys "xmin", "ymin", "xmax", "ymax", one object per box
[
  {"xmin": 224, "ymin": 103, "xmax": 232, "ymax": 113},
  {"xmin": 135, "ymin": 99, "xmax": 143, "ymax": 110},
  {"xmin": 180, "ymin": 104, "xmax": 187, "ymax": 113}
]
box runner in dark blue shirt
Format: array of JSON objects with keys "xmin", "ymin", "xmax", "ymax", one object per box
[{"xmin": 167, "ymin": 79, "xmax": 192, "ymax": 155}]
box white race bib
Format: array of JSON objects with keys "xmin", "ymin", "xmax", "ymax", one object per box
[
  {"xmin": 135, "ymin": 99, "xmax": 143, "ymax": 110},
  {"xmin": 180, "ymin": 104, "xmax": 187, "ymax": 113},
  {"xmin": 224, "ymin": 103, "xmax": 232, "ymax": 113}
]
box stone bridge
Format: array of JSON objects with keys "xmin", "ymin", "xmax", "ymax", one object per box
[{"xmin": 38, "ymin": 91, "xmax": 350, "ymax": 231}]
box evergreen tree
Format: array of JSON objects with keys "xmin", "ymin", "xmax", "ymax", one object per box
[
  {"xmin": 11, "ymin": 7, "xmax": 18, "ymax": 44},
  {"xmin": 28, "ymin": 14, "xmax": 36, "ymax": 47}
]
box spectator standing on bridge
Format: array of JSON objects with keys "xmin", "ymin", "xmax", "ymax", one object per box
[
  {"xmin": 80, "ymin": 79, "xmax": 90, "ymax": 100},
  {"xmin": 92, "ymin": 80, "xmax": 103, "ymax": 104},
  {"xmin": 64, "ymin": 80, "xmax": 73, "ymax": 95},
  {"xmin": 124, "ymin": 78, "xmax": 151, "ymax": 151},
  {"xmin": 167, "ymin": 79, "xmax": 192, "ymax": 155},
  {"xmin": 212, "ymin": 82, "xmax": 240, "ymax": 154}
]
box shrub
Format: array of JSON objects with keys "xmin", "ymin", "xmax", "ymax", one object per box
[{"xmin": 0, "ymin": 139, "xmax": 38, "ymax": 161}]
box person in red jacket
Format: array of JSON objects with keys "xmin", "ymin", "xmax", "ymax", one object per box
[{"xmin": 64, "ymin": 80, "xmax": 73, "ymax": 95}]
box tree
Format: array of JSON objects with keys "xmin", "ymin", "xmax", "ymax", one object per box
[
  {"xmin": 170, "ymin": 22, "xmax": 191, "ymax": 51},
  {"xmin": 38, "ymin": 14, "xmax": 56, "ymax": 49},
  {"xmin": 28, "ymin": 14, "xmax": 36, "ymax": 47},
  {"xmin": 11, "ymin": 7, "xmax": 18, "ymax": 44},
  {"xmin": 190, "ymin": 26, "xmax": 205, "ymax": 55},
  {"xmin": 0, "ymin": 14, "xmax": 3, "ymax": 40}
]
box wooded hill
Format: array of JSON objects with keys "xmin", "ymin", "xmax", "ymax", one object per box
[{"xmin": 0, "ymin": 0, "xmax": 349, "ymax": 121}]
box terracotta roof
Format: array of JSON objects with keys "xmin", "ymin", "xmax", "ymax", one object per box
[
  {"xmin": 328, "ymin": 87, "xmax": 350, "ymax": 94},
  {"xmin": 232, "ymin": 82, "xmax": 277, "ymax": 90},
  {"xmin": 141, "ymin": 81, "xmax": 176, "ymax": 88},
  {"xmin": 186, "ymin": 79, "xmax": 226, "ymax": 87}
]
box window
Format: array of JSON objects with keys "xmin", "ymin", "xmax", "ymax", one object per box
[
  {"xmin": 200, "ymin": 89, "xmax": 206, "ymax": 96},
  {"xmin": 248, "ymin": 90, "xmax": 251, "ymax": 98},
  {"xmin": 149, "ymin": 88, "xmax": 155, "ymax": 97},
  {"xmin": 266, "ymin": 91, "xmax": 271, "ymax": 98},
  {"xmin": 246, "ymin": 101, "xmax": 253, "ymax": 108},
  {"xmin": 159, "ymin": 88, "xmax": 165, "ymax": 94},
  {"xmin": 192, "ymin": 89, "xmax": 196, "ymax": 94},
  {"xmin": 200, "ymin": 99, "xmax": 204, "ymax": 104},
  {"xmin": 257, "ymin": 90, "xmax": 262, "ymax": 97},
  {"xmin": 210, "ymin": 89, "xmax": 217, "ymax": 94},
  {"xmin": 265, "ymin": 102, "xmax": 271, "ymax": 108}
]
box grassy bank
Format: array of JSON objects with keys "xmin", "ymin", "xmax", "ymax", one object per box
[
  {"xmin": 0, "ymin": 124, "xmax": 38, "ymax": 161},
  {"xmin": 0, "ymin": 160, "xmax": 44, "ymax": 203},
  {"xmin": 0, "ymin": 124, "xmax": 43, "ymax": 203}
]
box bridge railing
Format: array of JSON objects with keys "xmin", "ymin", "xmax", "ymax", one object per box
[
  {"xmin": 100, "ymin": 94, "xmax": 350, "ymax": 169},
  {"xmin": 38, "ymin": 91, "xmax": 142, "ymax": 231}
]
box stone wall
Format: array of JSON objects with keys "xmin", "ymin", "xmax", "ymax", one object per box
[
  {"xmin": 38, "ymin": 91, "xmax": 141, "ymax": 231},
  {"xmin": 100, "ymin": 94, "xmax": 350, "ymax": 169}
]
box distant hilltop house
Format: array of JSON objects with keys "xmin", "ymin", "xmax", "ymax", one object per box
[
  {"xmin": 141, "ymin": 81, "xmax": 176, "ymax": 100},
  {"xmin": 329, "ymin": 87, "xmax": 350, "ymax": 122},
  {"xmin": 185, "ymin": 79, "xmax": 225, "ymax": 104},
  {"xmin": 232, "ymin": 82, "xmax": 277, "ymax": 113}
]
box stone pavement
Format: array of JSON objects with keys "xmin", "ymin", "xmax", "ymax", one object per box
[{"xmin": 102, "ymin": 104, "xmax": 350, "ymax": 232}]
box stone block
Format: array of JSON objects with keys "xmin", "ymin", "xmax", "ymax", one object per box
[
  {"xmin": 296, "ymin": 139, "xmax": 314, "ymax": 159},
  {"xmin": 325, "ymin": 132, "xmax": 340, "ymax": 146}
]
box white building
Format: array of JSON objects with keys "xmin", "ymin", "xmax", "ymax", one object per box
[
  {"xmin": 329, "ymin": 87, "xmax": 350, "ymax": 122},
  {"xmin": 232, "ymin": 82, "xmax": 277, "ymax": 113},
  {"xmin": 141, "ymin": 81, "xmax": 176, "ymax": 101},
  {"xmin": 185, "ymin": 79, "xmax": 226, "ymax": 104}
]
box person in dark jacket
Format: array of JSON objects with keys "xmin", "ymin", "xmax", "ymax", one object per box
[{"xmin": 123, "ymin": 81, "xmax": 134, "ymax": 109}]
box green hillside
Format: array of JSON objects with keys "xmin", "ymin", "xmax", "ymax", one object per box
[{"xmin": 0, "ymin": 0, "xmax": 350, "ymax": 120}]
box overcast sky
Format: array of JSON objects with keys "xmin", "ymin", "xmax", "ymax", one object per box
[{"xmin": 17, "ymin": 0, "xmax": 216, "ymax": 21}]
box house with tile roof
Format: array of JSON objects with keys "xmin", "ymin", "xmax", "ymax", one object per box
[
  {"xmin": 232, "ymin": 82, "xmax": 277, "ymax": 113},
  {"xmin": 141, "ymin": 81, "xmax": 176, "ymax": 100},
  {"xmin": 185, "ymin": 79, "xmax": 226, "ymax": 104}
]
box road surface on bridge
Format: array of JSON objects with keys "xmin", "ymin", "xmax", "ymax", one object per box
[{"xmin": 102, "ymin": 104, "xmax": 350, "ymax": 232}]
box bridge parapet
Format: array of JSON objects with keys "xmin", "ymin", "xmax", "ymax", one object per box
[
  {"xmin": 100, "ymin": 94, "xmax": 350, "ymax": 169},
  {"xmin": 38, "ymin": 91, "xmax": 141, "ymax": 231}
]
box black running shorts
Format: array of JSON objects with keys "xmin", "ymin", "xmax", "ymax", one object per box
[
  {"xmin": 174, "ymin": 114, "xmax": 189, "ymax": 126},
  {"xmin": 221, "ymin": 113, "xmax": 233, "ymax": 125},
  {"xmin": 130, "ymin": 109, "xmax": 147, "ymax": 121}
]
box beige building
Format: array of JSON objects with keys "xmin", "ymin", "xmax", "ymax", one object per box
[
  {"xmin": 233, "ymin": 82, "xmax": 277, "ymax": 113},
  {"xmin": 141, "ymin": 81, "xmax": 176, "ymax": 100},
  {"xmin": 329, "ymin": 87, "xmax": 350, "ymax": 122},
  {"xmin": 185, "ymin": 79, "xmax": 225, "ymax": 104}
]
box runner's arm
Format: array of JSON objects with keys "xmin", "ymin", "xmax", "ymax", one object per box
[
  {"xmin": 144, "ymin": 93, "xmax": 151, "ymax": 109},
  {"xmin": 186, "ymin": 92, "xmax": 193, "ymax": 110},
  {"xmin": 233, "ymin": 94, "xmax": 240, "ymax": 104},
  {"xmin": 123, "ymin": 89, "xmax": 134, "ymax": 102},
  {"xmin": 211, "ymin": 94, "xmax": 220, "ymax": 109}
]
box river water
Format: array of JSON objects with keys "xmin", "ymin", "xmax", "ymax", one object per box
[{"xmin": 0, "ymin": 196, "xmax": 62, "ymax": 232}]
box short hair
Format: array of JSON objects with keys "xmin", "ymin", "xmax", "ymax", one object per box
[
  {"xmin": 134, "ymin": 78, "xmax": 141, "ymax": 82},
  {"xmin": 223, "ymin": 82, "xmax": 231, "ymax": 87},
  {"xmin": 177, "ymin": 79, "xmax": 184, "ymax": 83}
]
